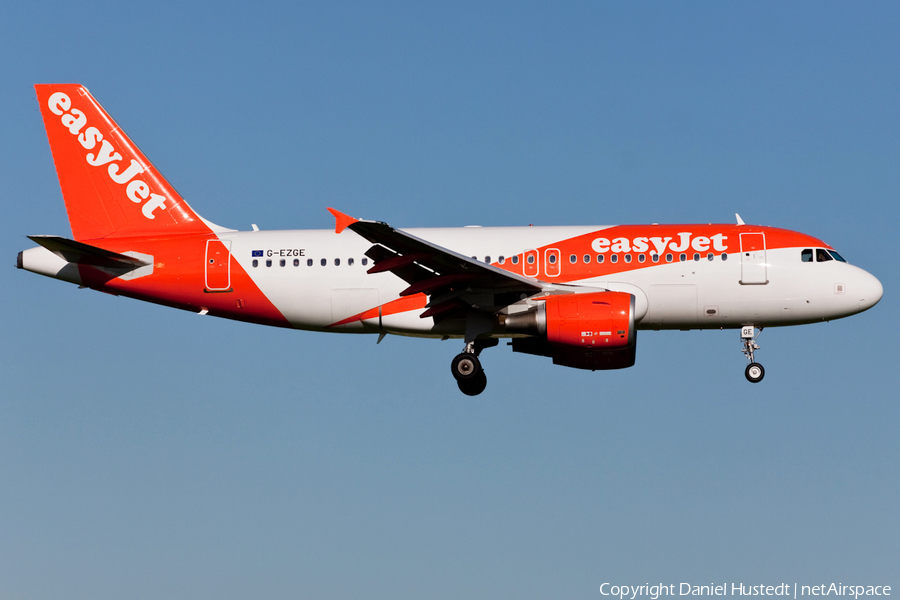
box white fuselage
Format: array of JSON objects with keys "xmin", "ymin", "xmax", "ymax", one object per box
[{"xmin": 216, "ymin": 225, "xmax": 882, "ymax": 337}]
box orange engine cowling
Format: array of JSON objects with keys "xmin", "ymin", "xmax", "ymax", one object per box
[{"xmin": 506, "ymin": 291, "xmax": 637, "ymax": 370}]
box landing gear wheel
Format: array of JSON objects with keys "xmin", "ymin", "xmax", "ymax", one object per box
[
  {"xmin": 457, "ymin": 371, "xmax": 487, "ymax": 396},
  {"xmin": 740, "ymin": 326, "xmax": 765, "ymax": 384},
  {"xmin": 745, "ymin": 362, "xmax": 765, "ymax": 383},
  {"xmin": 451, "ymin": 352, "xmax": 482, "ymax": 382}
]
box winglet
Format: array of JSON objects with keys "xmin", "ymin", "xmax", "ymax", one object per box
[
  {"xmin": 735, "ymin": 213, "xmax": 745, "ymax": 226},
  {"xmin": 327, "ymin": 207, "xmax": 359, "ymax": 234}
]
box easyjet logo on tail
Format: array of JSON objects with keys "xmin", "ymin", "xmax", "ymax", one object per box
[{"xmin": 47, "ymin": 92, "xmax": 168, "ymax": 220}]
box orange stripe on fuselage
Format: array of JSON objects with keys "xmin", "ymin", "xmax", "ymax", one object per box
[
  {"xmin": 75, "ymin": 234, "xmax": 291, "ymax": 327},
  {"xmin": 328, "ymin": 293, "xmax": 428, "ymax": 327},
  {"xmin": 493, "ymin": 224, "xmax": 827, "ymax": 282}
]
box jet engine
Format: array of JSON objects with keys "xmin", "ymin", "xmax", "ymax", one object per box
[{"xmin": 505, "ymin": 291, "xmax": 636, "ymax": 370}]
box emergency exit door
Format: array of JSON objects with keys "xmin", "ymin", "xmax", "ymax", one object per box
[
  {"xmin": 545, "ymin": 248, "xmax": 561, "ymax": 278},
  {"xmin": 740, "ymin": 233, "xmax": 767, "ymax": 285},
  {"xmin": 205, "ymin": 239, "xmax": 232, "ymax": 291},
  {"xmin": 523, "ymin": 249, "xmax": 539, "ymax": 277}
]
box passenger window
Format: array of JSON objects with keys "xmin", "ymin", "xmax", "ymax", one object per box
[
  {"xmin": 252, "ymin": 259, "xmax": 258, "ymax": 268},
  {"xmin": 320, "ymin": 258, "xmax": 326, "ymax": 266},
  {"xmin": 707, "ymin": 253, "xmax": 714, "ymax": 261},
  {"xmin": 485, "ymin": 256, "xmax": 490, "ymax": 263},
  {"xmin": 266, "ymin": 259, "xmax": 272, "ymax": 267},
  {"xmin": 293, "ymin": 258, "xmax": 300, "ymax": 267},
  {"xmin": 610, "ymin": 254, "xmax": 618, "ymax": 263},
  {"xmin": 693, "ymin": 253, "xmax": 700, "ymax": 261},
  {"xmin": 307, "ymin": 259, "xmax": 313, "ymax": 266},
  {"xmin": 362, "ymin": 258, "xmax": 368, "ymax": 266},
  {"xmin": 512, "ymin": 256, "xmax": 519, "ymax": 265},
  {"xmin": 624, "ymin": 254, "xmax": 632, "ymax": 263},
  {"xmin": 334, "ymin": 258, "xmax": 341, "ymax": 266},
  {"xmin": 569, "ymin": 254, "xmax": 577, "ymax": 264},
  {"xmin": 597, "ymin": 254, "xmax": 605, "ymax": 263},
  {"xmin": 816, "ymin": 248, "xmax": 832, "ymax": 262},
  {"xmin": 499, "ymin": 256, "xmax": 505, "ymax": 264},
  {"xmin": 527, "ymin": 255, "xmax": 535, "ymax": 264},
  {"xmin": 638, "ymin": 254, "xmax": 645, "ymax": 263},
  {"xmin": 801, "ymin": 249, "xmax": 813, "ymax": 262},
  {"xmin": 348, "ymin": 258, "xmax": 354, "ymax": 266},
  {"xmin": 583, "ymin": 254, "xmax": 590, "ymax": 263},
  {"xmin": 280, "ymin": 259, "xmax": 286, "ymax": 267},
  {"xmin": 651, "ymin": 254, "xmax": 659, "ymax": 263},
  {"xmin": 548, "ymin": 254, "xmax": 557, "ymax": 265},
  {"xmin": 666, "ymin": 253, "xmax": 673, "ymax": 263},
  {"xmin": 679, "ymin": 253, "xmax": 686, "ymax": 262},
  {"xmin": 722, "ymin": 253, "xmax": 728, "ymax": 261}
]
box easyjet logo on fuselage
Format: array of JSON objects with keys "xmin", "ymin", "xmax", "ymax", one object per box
[
  {"xmin": 47, "ymin": 92, "xmax": 168, "ymax": 220},
  {"xmin": 591, "ymin": 232, "xmax": 729, "ymax": 255}
]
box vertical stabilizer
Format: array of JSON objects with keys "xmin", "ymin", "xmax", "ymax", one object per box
[{"xmin": 35, "ymin": 84, "xmax": 211, "ymax": 240}]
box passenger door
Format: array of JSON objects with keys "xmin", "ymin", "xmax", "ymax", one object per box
[
  {"xmin": 205, "ymin": 239, "xmax": 232, "ymax": 291},
  {"xmin": 740, "ymin": 233, "xmax": 767, "ymax": 285}
]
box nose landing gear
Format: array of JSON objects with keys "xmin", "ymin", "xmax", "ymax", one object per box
[
  {"xmin": 450, "ymin": 339, "xmax": 496, "ymax": 396},
  {"xmin": 741, "ymin": 325, "xmax": 765, "ymax": 383}
]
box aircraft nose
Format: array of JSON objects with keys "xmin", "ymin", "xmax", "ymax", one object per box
[{"xmin": 857, "ymin": 270, "xmax": 883, "ymax": 312}]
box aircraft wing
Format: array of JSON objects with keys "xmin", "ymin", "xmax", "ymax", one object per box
[{"xmin": 328, "ymin": 208, "xmax": 543, "ymax": 320}]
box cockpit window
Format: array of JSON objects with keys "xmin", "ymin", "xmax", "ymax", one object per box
[
  {"xmin": 828, "ymin": 250, "xmax": 847, "ymax": 263},
  {"xmin": 801, "ymin": 249, "xmax": 813, "ymax": 262},
  {"xmin": 816, "ymin": 248, "xmax": 833, "ymax": 262}
]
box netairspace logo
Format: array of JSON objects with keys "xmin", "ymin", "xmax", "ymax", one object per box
[{"xmin": 600, "ymin": 584, "xmax": 892, "ymax": 600}]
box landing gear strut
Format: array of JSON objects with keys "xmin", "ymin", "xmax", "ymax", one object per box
[
  {"xmin": 741, "ymin": 325, "xmax": 765, "ymax": 383},
  {"xmin": 450, "ymin": 339, "xmax": 496, "ymax": 396}
]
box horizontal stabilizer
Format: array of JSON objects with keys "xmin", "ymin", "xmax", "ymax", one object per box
[{"xmin": 27, "ymin": 235, "xmax": 150, "ymax": 268}]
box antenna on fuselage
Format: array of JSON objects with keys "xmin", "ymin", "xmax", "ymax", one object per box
[{"xmin": 735, "ymin": 213, "xmax": 745, "ymax": 226}]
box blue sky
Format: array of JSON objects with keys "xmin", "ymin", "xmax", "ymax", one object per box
[{"xmin": 2, "ymin": 2, "xmax": 897, "ymax": 598}]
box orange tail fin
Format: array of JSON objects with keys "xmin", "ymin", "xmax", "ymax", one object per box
[{"xmin": 35, "ymin": 84, "xmax": 211, "ymax": 241}]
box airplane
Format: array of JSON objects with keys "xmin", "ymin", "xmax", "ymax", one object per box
[{"xmin": 18, "ymin": 84, "xmax": 884, "ymax": 395}]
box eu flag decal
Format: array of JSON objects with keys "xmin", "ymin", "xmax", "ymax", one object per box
[{"xmin": 252, "ymin": 250, "xmax": 264, "ymax": 257}]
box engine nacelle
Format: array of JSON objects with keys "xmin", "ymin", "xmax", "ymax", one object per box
[{"xmin": 506, "ymin": 291, "xmax": 637, "ymax": 370}]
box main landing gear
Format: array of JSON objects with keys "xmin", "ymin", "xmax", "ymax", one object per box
[
  {"xmin": 451, "ymin": 339, "xmax": 497, "ymax": 396},
  {"xmin": 741, "ymin": 325, "xmax": 765, "ymax": 383}
]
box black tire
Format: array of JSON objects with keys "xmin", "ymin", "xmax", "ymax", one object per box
[
  {"xmin": 745, "ymin": 362, "xmax": 765, "ymax": 383},
  {"xmin": 458, "ymin": 371, "xmax": 487, "ymax": 396},
  {"xmin": 451, "ymin": 353, "xmax": 481, "ymax": 382}
]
